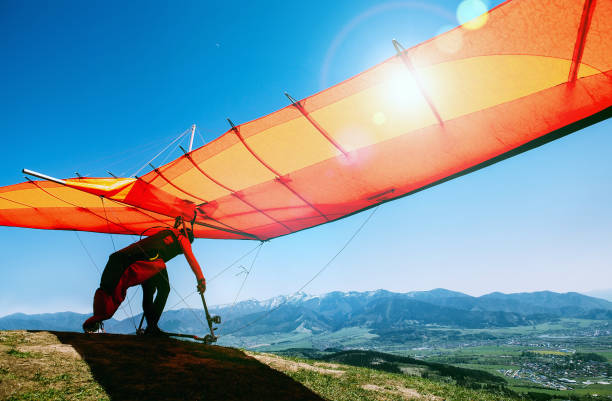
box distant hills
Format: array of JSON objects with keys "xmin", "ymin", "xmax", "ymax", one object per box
[
  {"xmin": 213, "ymin": 289, "xmax": 612, "ymax": 337},
  {"xmin": 583, "ymin": 288, "xmax": 612, "ymax": 302},
  {"xmin": 1, "ymin": 289, "xmax": 610, "ymax": 339},
  {"xmin": 0, "ymin": 312, "xmax": 121, "ymax": 332}
]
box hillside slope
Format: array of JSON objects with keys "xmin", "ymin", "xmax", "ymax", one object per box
[
  {"xmin": 0, "ymin": 330, "xmax": 533, "ymax": 401},
  {"xmin": 0, "ymin": 330, "xmax": 323, "ymax": 401}
]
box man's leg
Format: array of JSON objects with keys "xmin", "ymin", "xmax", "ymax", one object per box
[
  {"xmin": 141, "ymin": 278, "xmax": 156, "ymax": 330},
  {"xmin": 83, "ymin": 258, "xmax": 166, "ymax": 332},
  {"xmin": 143, "ymin": 269, "xmax": 170, "ymax": 333},
  {"xmin": 83, "ymin": 254, "xmax": 129, "ymax": 332},
  {"xmin": 82, "ymin": 288, "xmax": 119, "ymax": 332},
  {"xmin": 100, "ymin": 252, "xmax": 129, "ymax": 293}
]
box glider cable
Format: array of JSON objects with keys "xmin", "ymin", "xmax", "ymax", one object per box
[
  {"xmin": 165, "ymin": 241, "xmax": 264, "ymax": 310},
  {"xmin": 163, "ymin": 275, "xmax": 210, "ymax": 331},
  {"xmin": 195, "ymin": 126, "xmax": 206, "ymax": 146},
  {"xmin": 132, "ymin": 127, "xmax": 191, "ymax": 177},
  {"xmin": 221, "ymin": 205, "xmax": 379, "ymax": 337},
  {"xmin": 231, "ymin": 242, "xmax": 264, "ymax": 307}
]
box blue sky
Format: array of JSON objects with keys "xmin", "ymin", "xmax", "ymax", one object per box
[{"xmin": 1, "ymin": 0, "xmax": 610, "ymax": 318}]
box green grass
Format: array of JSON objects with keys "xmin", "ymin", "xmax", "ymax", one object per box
[
  {"xmin": 453, "ymin": 363, "xmax": 515, "ymax": 373},
  {"xmin": 2, "ymin": 328, "xmax": 609, "ymax": 401},
  {"xmin": 510, "ymin": 384, "xmax": 612, "ymax": 398},
  {"xmin": 7, "ymin": 387, "xmax": 109, "ymax": 401},
  {"xmin": 425, "ymin": 318, "xmax": 604, "ymax": 337},
  {"xmin": 285, "ymin": 362, "xmax": 519, "ymax": 401},
  {"xmin": 530, "ymin": 350, "xmax": 570, "ymax": 356},
  {"xmin": 577, "ymin": 350, "xmax": 612, "ymax": 363},
  {"xmin": 7, "ymin": 388, "xmax": 65, "ymax": 401},
  {"xmin": 0, "ymin": 331, "xmax": 110, "ymax": 401},
  {"xmin": 250, "ymin": 352, "xmax": 522, "ymax": 401},
  {"xmin": 231, "ymin": 326, "xmax": 380, "ymax": 352},
  {"xmin": 6, "ymin": 349, "xmax": 35, "ymax": 358}
]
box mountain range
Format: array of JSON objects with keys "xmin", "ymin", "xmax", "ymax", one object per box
[
  {"xmin": 1, "ymin": 289, "xmax": 610, "ymax": 339},
  {"xmin": 212, "ymin": 289, "xmax": 612, "ymax": 337}
]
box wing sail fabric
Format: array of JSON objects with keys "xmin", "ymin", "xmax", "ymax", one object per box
[{"xmin": 1, "ymin": 0, "xmax": 610, "ymax": 240}]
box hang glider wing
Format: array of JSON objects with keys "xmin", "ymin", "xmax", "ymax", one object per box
[{"xmin": 1, "ymin": 0, "xmax": 611, "ymax": 240}]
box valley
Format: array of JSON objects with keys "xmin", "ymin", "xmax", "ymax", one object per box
[{"xmin": 2, "ymin": 289, "xmax": 610, "ymax": 399}]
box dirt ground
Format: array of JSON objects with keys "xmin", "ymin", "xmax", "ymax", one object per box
[
  {"xmin": 361, "ymin": 384, "xmax": 444, "ymax": 400},
  {"xmin": 248, "ymin": 352, "xmax": 346, "ymax": 377},
  {"xmin": 0, "ymin": 330, "xmax": 324, "ymax": 401}
]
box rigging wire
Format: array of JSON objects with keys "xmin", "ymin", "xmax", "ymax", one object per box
[
  {"xmin": 165, "ymin": 242, "xmax": 264, "ymax": 310},
  {"xmin": 158, "ymin": 133, "xmax": 188, "ymax": 166},
  {"xmin": 78, "ymin": 130, "xmax": 194, "ymax": 177},
  {"xmin": 195, "ymin": 127, "xmax": 207, "ymax": 147},
  {"xmin": 231, "ymin": 242, "xmax": 264, "ymax": 306},
  {"xmin": 161, "ymin": 241, "xmax": 265, "ymax": 334},
  {"xmin": 220, "ymin": 205, "xmax": 379, "ymax": 337},
  {"xmin": 163, "ymin": 274, "xmax": 210, "ymax": 330},
  {"xmin": 166, "ymin": 290, "xmax": 198, "ymax": 310},
  {"xmin": 131, "ymin": 127, "xmax": 191, "ymax": 177}
]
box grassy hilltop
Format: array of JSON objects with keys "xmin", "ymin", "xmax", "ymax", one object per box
[
  {"xmin": 0, "ymin": 330, "xmax": 322, "ymax": 401},
  {"xmin": 0, "ymin": 330, "xmax": 536, "ymax": 401}
]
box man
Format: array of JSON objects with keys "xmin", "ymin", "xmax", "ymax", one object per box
[{"xmin": 82, "ymin": 218, "xmax": 205, "ymax": 334}]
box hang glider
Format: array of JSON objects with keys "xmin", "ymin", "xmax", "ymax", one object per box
[{"xmin": 1, "ymin": 0, "xmax": 610, "ymax": 241}]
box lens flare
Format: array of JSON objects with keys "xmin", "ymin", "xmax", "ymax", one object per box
[
  {"xmin": 372, "ymin": 112, "xmax": 387, "ymax": 125},
  {"xmin": 457, "ymin": 0, "xmax": 489, "ymax": 30},
  {"xmin": 382, "ymin": 68, "xmax": 424, "ymax": 111},
  {"xmin": 319, "ymin": 1, "xmax": 456, "ymax": 89},
  {"xmin": 435, "ymin": 25, "xmax": 464, "ymax": 54}
]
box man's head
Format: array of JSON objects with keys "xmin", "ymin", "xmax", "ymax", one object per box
[
  {"xmin": 174, "ymin": 216, "xmax": 195, "ymax": 243},
  {"xmin": 186, "ymin": 228, "xmax": 194, "ymax": 243}
]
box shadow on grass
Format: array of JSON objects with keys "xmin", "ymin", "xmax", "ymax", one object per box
[{"xmin": 51, "ymin": 331, "xmax": 324, "ymax": 401}]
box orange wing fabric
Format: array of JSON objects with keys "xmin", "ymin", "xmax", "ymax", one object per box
[{"xmin": 1, "ymin": 0, "xmax": 611, "ymax": 240}]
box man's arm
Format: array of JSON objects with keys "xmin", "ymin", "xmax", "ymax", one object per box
[{"xmin": 176, "ymin": 232, "xmax": 206, "ymax": 293}]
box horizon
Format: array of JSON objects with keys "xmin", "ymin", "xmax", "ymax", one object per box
[
  {"xmin": 1, "ymin": 0, "xmax": 611, "ymax": 318},
  {"xmin": 2, "ymin": 286, "xmax": 611, "ymax": 319}
]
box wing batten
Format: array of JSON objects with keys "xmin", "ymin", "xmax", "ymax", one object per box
[
  {"xmin": 183, "ymin": 149, "xmax": 293, "ymax": 235},
  {"xmin": 148, "ymin": 163, "xmax": 209, "ymax": 205},
  {"xmin": 393, "ymin": 40, "xmax": 445, "ymax": 126},
  {"xmin": 569, "ymin": 0, "xmax": 597, "ymax": 82},
  {"xmin": 285, "ymin": 92, "xmax": 349, "ymax": 157},
  {"xmin": 227, "ymin": 117, "xmax": 331, "ymax": 223}
]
